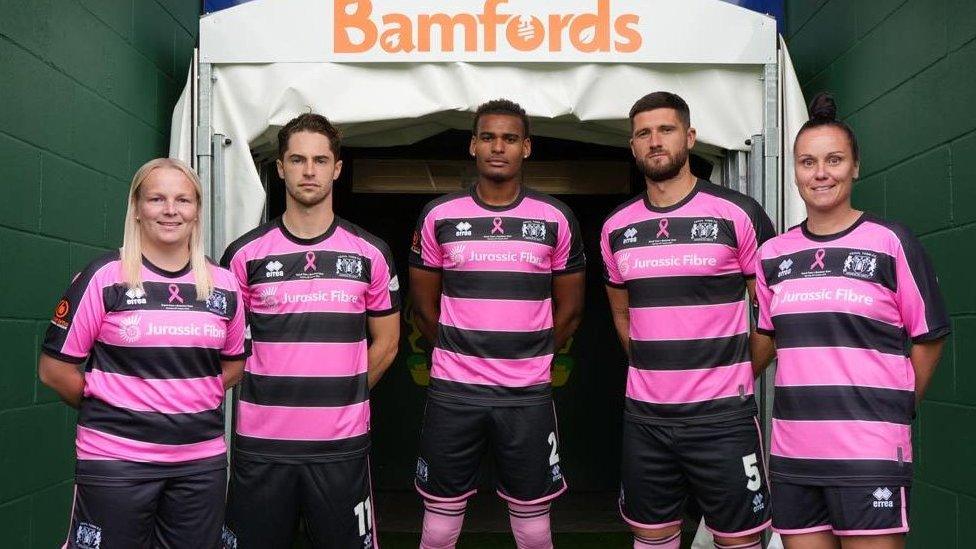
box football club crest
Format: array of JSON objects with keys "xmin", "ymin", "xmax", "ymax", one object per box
[
  {"xmin": 336, "ymin": 255, "xmax": 364, "ymax": 279},
  {"xmin": 206, "ymin": 289, "xmax": 228, "ymax": 315},
  {"xmin": 690, "ymin": 219, "xmax": 719, "ymax": 242},
  {"xmin": 843, "ymin": 251, "xmax": 878, "ymax": 279},
  {"xmin": 521, "ymin": 220, "xmax": 547, "ymax": 241}
]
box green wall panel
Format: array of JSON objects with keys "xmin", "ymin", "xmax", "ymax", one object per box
[
  {"xmin": 788, "ymin": 0, "xmax": 976, "ymax": 546},
  {"xmin": 0, "ymin": 1, "xmax": 198, "ymax": 545}
]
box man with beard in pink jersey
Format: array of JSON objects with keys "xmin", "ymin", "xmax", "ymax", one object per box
[
  {"xmin": 601, "ymin": 92, "xmax": 776, "ymax": 549},
  {"xmin": 409, "ymin": 99, "xmax": 585, "ymax": 549},
  {"xmin": 221, "ymin": 113, "xmax": 400, "ymax": 548}
]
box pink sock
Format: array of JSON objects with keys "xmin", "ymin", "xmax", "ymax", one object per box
[
  {"xmin": 715, "ymin": 541, "xmax": 762, "ymax": 549},
  {"xmin": 634, "ymin": 531, "xmax": 680, "ymax": 548},
  {"xmin": 508, "ymin": 502, "xmax": 553, "ymax": 549},
  {"xmin": 420, "ymin": 500, "xmax": 466, "ymax": 549}
]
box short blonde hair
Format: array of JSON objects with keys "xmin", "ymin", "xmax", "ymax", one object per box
[{"xmin": 120, "ymin": 158, "xmax": 213, "ymax": 300}]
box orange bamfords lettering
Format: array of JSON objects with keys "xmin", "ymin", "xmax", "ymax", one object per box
[{"xmin": 333, "ymin": 0, "xmax": 643, "ymax": 55}]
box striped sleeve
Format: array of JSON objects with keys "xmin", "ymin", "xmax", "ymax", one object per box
[
  {"xmin": 891, "ymin": 228, "xmax": 950, "ymax": 343},
  {"xmin": 42, "ymin": 259, "xmax": 110, "ymax": 363},
  {"xmin": 754, "ymin": 249, "xmax": 775, "ymax": 336},
  {"xmin": 221, "ymin": 273, "xmax": 248, "ymax": 360},
  {"xmin": 409, "ymin": 205, "xmax": 442, "ymax": 271},
  {"xmin": 736, "ymin": 200, "xmax": 776, "ymax": 278},
  {"xmin": 600, "ymin": 221, "xmax": 624, "ymax": 287},
  {"xmin": 366, "ymin": 240, "xmax": 400, "ymax": 316},
  {"xmin": 553, "ymin": 207, "xmax": 585, "ymax": 274}
]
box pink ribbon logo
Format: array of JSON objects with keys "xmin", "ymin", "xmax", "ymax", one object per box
[
  {"xmin": 167, "ymin": 284, "xmax": 183, "ymax": 304},
  {"xmin": 304, "ymin": 251, "xmax": 317, "ymax": 272},
  {"xmin": 810, "ymin": 248, "xmax": 826, "ymax": 270},
  {"xmin": 491, "ymin": 217, "xmax": 504, "ymax": 235},
  {"xmin": 656, "ymin": 218, "xmax": 670, "ymax": 238}
]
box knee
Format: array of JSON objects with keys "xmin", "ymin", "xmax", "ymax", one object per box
[
  {"xmin": 508, "ymin": 503, "xmax": 552, "ymax": 549},
  {"xmin": 631, "ymin": 525, "xmax": 681, "ymax": 539},
  {"xmin": 420, "ymin": 500, "xmax": 466, "ymax": 549}
]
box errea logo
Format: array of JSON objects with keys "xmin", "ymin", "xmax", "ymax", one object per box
[
  {"xmin": 622, "ymin": 227, "xmax": 638, "ymax": 244},
  {"xmin": 777, "ymin": 258, "xmax": 793, "ymax": 278},
  {"xmin": 266, "ymin": 260, "xmax": 285, "ymax": 278},
  {"xmin": 752, "ymin": 493, "xmax": 765, "ymax": 513},
  {"xmin": 872, "ymin": 487, "xmax": 894, "ymax": 508},
  {"xmin": 125, "ymin": 287, "xmax": 147, "ymax": 305},
  {"xmin": 456, "ymin": 221, "xmax": 473, "ymax": 237}
]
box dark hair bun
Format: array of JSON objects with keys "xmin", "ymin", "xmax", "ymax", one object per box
[{"xmin": 808, "ymin": 92, "xmax": 837, "ymax": 122}]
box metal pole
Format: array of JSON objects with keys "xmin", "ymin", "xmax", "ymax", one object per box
[{"xmin": 196, "ymin": 59, "xmax": 214, "ymax": 256}]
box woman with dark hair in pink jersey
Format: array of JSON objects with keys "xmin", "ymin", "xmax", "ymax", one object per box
[{"xmin": 753, "ymin": 93, "xmax": 949, "ymax": 549}]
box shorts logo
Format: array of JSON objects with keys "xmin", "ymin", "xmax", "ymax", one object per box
[
  {"xmin": 448, "ymin": 244, "xmax": 466, "ymax": 266},
  {"xmin": 455, "ymin": 221, "xmax": 473, "ymax": 237},
  {"xmin": 872, "ymin": 487, "xmax": 894, "ymax": 508},
  {"xmin": 362, "ymin": 533, "xmax": 373, "ymax": 548},
  {"xmin": 206, "ymin": 289, "xmax": 228, "ymax": 316},
  {"xmin": 752, "ymin": 493, "xmax": 765, "ymax": 513},
  {"xmin": 336, "ymin": 255, "xmax": 364, "ymax": 279},
  {"xmin": 416, "ymin": 457, "xmax": 429, "ymax": 482},
  {"xmin": 125, "ymin": 287, "xmax": 147, "ymax": 305},
  {"xmin": 690, "ymin": 219, "xmax": 719, "ymax": 242},
  {"xmin": 522, "ymin": 220, "xmax": 546, "ymax": 242},
  {"xmin": 844, "ymin": 251, "xmax": 878, "ymax": 279},
  {"xmin": 550, "ymin": 463, "xmax": 563, "ymax": 482},
  {"xmin": 75, "ymin": 522, "xmax": 102, "ymax": 549},
  {"xmin": 52, "ymin": 298, "xmax": 71, "ymax": 329},
  {"xmin": 118, "ymin": 314, "xmax": 142, "ymax": 343},
  {"xmin": 265, "ymin": 260, "xmax": 285, "ymax": 278},
  {"xmin": 777, "ymin": 258, "xmax": 793, "ymax": 278},
  {"xmin": 622, "ymin": 227, "xmax": 638, "ymax": 244},
  {"xmin": 220, "ymin": 525, "xmax": 238, "ymax": 549}
]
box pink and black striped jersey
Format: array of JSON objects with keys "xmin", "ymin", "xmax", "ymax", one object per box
[
  {"xmin": 42, "ymin": 252, "xmax": 247, "ymax": 482},
  {"xmin": 756, "ymin": 214, "xmax": 949, "ymax": 485},
  {"xmin": 221, "ymin": 217, "xmax": 399, "ymax": 462},
  {"xmin": 601, "ymin": 180, "xmax": 775, "ymax": 425},
  {"xmin": 409, "ymin": 186, "xmax": 584, "ymax": 405}
]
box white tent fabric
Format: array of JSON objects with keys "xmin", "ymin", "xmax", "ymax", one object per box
[{"xmin": 169, "ymin": 0, "xmax": 808, "ymax": 248}]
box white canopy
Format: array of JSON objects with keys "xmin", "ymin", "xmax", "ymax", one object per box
[{"xmin": 170, "ymin": 0, "xmax": 807, "ymax": 244}]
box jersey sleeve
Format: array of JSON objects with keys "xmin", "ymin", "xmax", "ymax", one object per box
[
  {"xmin": 221, "ymin": 275, "xmax": 248, "ymax": 360},
  {"xmin": 754, "ymin": 250, "xmax": 775, "ymax": 336},
  {"xmin": 42, "ymin": 264, "xmax": 108, "ymax": 363},
  {"xmin": 366, "ymin": 241, "xmax": 401, "ymax": 316},
  {"xmin": 552, "ymin": 208, "xmax": 585, "ymax": 274},
  {"xmin": 220, "ymin": 244, "xmax": 252, "ymax": 310},
  {"xmin": 600, "ymin": 221, "xmax": 625, "ymax": 288},
  {"xmin": 408, "ymin": 205, "xmax": 443, "ymax": 271},
  {"xmin": 736, "ymin": 201, "xmax": 776, "ymax": 278},
  {"xmin": 892, "ymin": 231, "xmax": 950, "ymax": 343}
]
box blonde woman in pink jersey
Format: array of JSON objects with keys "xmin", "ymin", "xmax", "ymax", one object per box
[
  {"xmin": 39, "ymin": 158, "xmax": 247, "ymax": 548},
  {"xmin": 754, "ymin": 93, "xmax": 949, "ymax": 549}
]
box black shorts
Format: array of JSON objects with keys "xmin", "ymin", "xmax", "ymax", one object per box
[
  {"xmin": 415, "ymin": 398, "xmax": 567, "ymax": 505},
  {"xmin": 64, "ymin": 468, "xmax": 226, "ymax": 549},
  {"xmin": 619, "ymin": 416, "xmax": 771, "ymax": 537},
  {"xmin": 772, "ymin": 483, "xmax": 910, "ymax": 536},
  {"xmin": 224, "ymin": 456, "xmax": 377, "ymax": 549}
]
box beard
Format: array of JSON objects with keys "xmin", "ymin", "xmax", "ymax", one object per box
[{"xmin": 637, "ymin": 146, "xmax": 689, "ymax": 182}]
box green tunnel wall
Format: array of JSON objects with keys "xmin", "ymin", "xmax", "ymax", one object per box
[
  {"xmin": 785, "ymin": 1, "xmax": 976, "ymax": 547},
  {"xmin": 0, "ymin": 1, "xmax": 197, "ymax": 545}
]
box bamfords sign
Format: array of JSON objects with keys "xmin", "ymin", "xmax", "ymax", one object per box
[
  {"xmin": 200, "ymin": 0, "xmax": 777, "ymax": 64},
  {"xmin": 333, "ymin": 0, "xmax": 642, "ymax": 56}
]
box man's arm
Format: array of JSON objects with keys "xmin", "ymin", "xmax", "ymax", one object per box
[
  {"xmin": 409, "ymin": 267, "xmax": 442, "ymax": 345},
  {"xmin": 746, "ymin": 278, "xmax": 776, "ymax": 377},
  {"xmin": 38, "ymin": 355, "xmax": 85, "ymax": 408},
  {"xmin": 605, "ymin": 286, "xmax": 630, "ymax": 357},
  {"xmin": 367, "ymin": 313, "xmax": 401, "ymax": 388},
  {"xmin": 221, "ymin": 359, "xmax": 245, "ymax": 390},
  {"xmin": 912, "ymin": 338, "xmax": 946, "ymax": 406},
  {"xmin": 552, "ymin": 272, "xmax": 585, "ymax": 351}
]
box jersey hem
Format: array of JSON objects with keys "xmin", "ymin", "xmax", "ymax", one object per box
[
  {"xmin": 755, "ymin": 327, "xmax": 775, "ymax": 337},
  {"xmin": 366, "ymin": 306, "xmax": 400, "ymax": 317},
  {"xmin": 623, "ymin": 406, "xmax": 757, "ymax": 427},
  {"xmin": 426, "ymin": 389, "xmax": 552, "ymax": 407},
  {"xmin": 41, "ymin": 347, "xmax": 87, "ymax": 364},
  {"xmin": 232, "ymin": 446, "xmax": 369, "ymax": 464},
  {"xmin": 409, "ymin": 263, "xmax": 442, "ymax": 272},
  {"xmin": 220, "ymin": 352, "xmax": 248, "ymax": 361},
  {"xmin": 912, "ymin": 325, "xmax": 950, "ymax": 343},
  {"xmin": 770, "ymin": 472, "xmax": 913, "ymax": 486},
  {"xmin": 552, "ymin": 265, "xmax": 585, "ymax": 276}
]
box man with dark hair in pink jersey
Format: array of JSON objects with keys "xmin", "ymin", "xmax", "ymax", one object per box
[
  {"xmin": 601, "ymin": 92, "xmax": 776, "ymax": 549},
  {"xmin": 409, "ymin": 99, "xmax": 585, "ymax": 549},
  {"xmin": 221, "ymin": 113, "xmax": 401, "ymax": 548}
]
